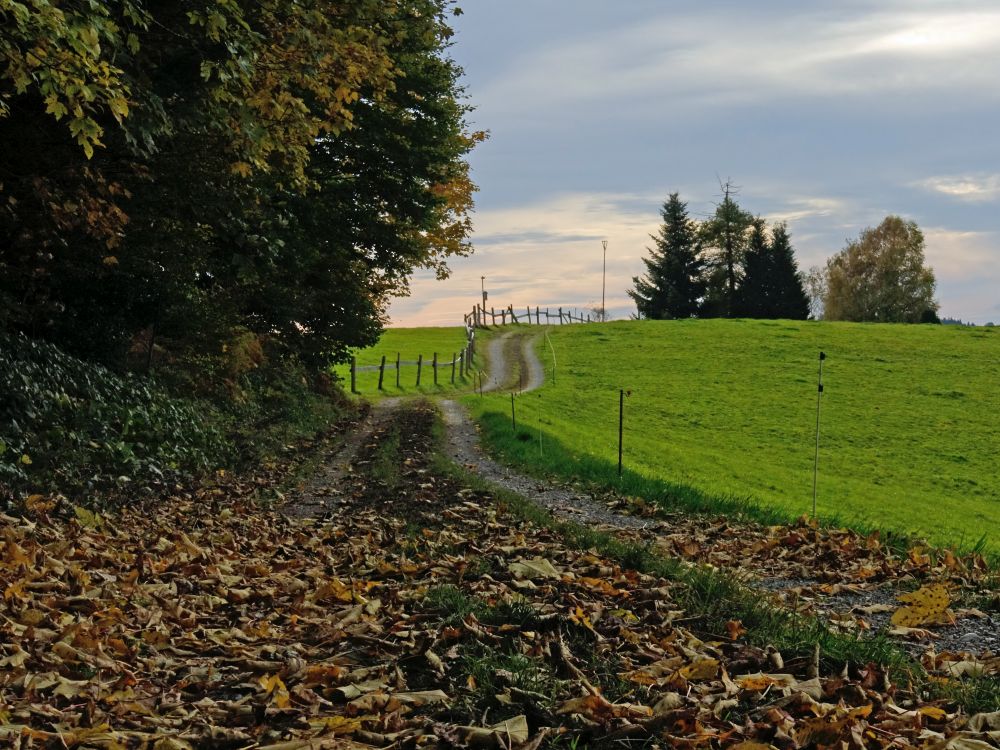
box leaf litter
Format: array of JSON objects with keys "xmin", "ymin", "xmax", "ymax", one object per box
[{"xmin": 1, "ymin": 401, "xmax": 997, "ymax": 748}]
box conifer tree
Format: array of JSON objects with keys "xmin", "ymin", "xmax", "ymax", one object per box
[
  {"xmin": 738, "ymin": 221, "xmax": 810, "ymax": 319},
  {"xmin": 698, "ymin": 182, "xmax": 753, "ymax": 317},
  {"xmin": 628, "ymin": 193, "xmax": 704, "ymax": 319}
]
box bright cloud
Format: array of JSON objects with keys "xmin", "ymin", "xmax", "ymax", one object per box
[{"xmin": 916, "ymin": 175, "xmax": 1000, "ymax": 202}]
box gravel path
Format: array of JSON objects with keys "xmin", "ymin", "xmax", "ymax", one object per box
[{"xmin": 443, "ymin": 330, "xmax": 646, "ymax": 529}]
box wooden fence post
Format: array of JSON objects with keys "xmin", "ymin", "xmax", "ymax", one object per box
[
  {"xmin": 491, "ymin": 307, "xmax": 496, "ymax": 325},
  {"xmin": 416, "ymin": 354, "xmax": 423, "ymax": 386},
  {"xmin": 433, "ymin": 352, "xmax": 438, "ymax": 385},
  {"xmin": 351, "ymin": 356, "xmax": 357, "ymax": 393},
  {"xmin": 558, "ymin": 307, "xmax": 563, "ymax": 324},
  {"xmin": 459, "ymin": 350, "xmax": 465, "ymax": 378},
  {"xmin": 396, "ymin": 352, "xmax": 401, "ymax": 388},
  {"xmin": 378, "ymin": 354, "xmax": 386, "ymax": 390},
  {"xmin": 451, "ymin": 352, "xmax": 457, "ymax": 384},
  {"xmin": 526, "ymin": 306, "xmax": 531, "ymax": 323}
]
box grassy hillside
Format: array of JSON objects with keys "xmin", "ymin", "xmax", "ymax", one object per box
[
  {"xmin": 334, "ymin": 326, "xmax": 474, "ymax": 398},
  {"xmin": 467, "ymin": 319, "xmax": 1000, "ymax": 554}
]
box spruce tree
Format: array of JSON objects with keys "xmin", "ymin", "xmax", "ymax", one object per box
[
  {"xmin": 736, "ymin": 218, "xmax": 771, "ymax": 317},
  {"xmin": 628, "ymin": 193, "xmax": 704, "ymax": 319},
  {"xmin": 698, "ymin": 183, "xmax": 753, "ymax": 317},
  {"xmin": 738, "ymin": 221, "xmax": 810, "ymax": 319}
]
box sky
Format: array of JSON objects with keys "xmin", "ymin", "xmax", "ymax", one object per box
[{"xmin": 387, "ymin": 0, "xmax": 1000, "ymax": 326}]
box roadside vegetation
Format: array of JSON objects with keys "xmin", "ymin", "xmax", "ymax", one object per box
[
  {"xmin": 0, "ymin": 332, "xmax": 351, "ymax": 507},
  {"xmin": 466, "ymin": 319, "xmax": 1000, "ymax": 555}
]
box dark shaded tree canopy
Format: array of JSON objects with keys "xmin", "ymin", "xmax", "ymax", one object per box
[
  {"xmin": 738, "ymin": 221, "xmax": 810, "ymax": 320},
  {"xmin": 0, "ymin": 0, "xmax": 481, "ymax": 374},
  {"xmin": 631, "ymin": 186, "xmax": 811, "ymax": 322}
]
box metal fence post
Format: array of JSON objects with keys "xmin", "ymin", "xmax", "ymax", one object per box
[
  {"xmin": 378, "ymin": 355, "xmax": 386, "ymax": 390},
  {"xmin": 433, "ymin": 352, "xmax": 438, "ymax": 385},
  {"xmin": 813, "ymin": 352, "xmax": 827, "ymax": 518},
  {"xmin": 618, "ymin": 389, "xmax": 624, "ymax": 478},
  {"xmin": 396, "ymin": 352, "xmax": 401, "ymax": 388},
  {"xmin": 351, "ymin": 356, "xmax": 357, "ymax": 394},
  {"xmin": 416, "ymin": 354, "xmax": 423, "ymax": 386},
  {"xmin": 451, "ymin": 353, "xmax": 457, "ymax": 384}
]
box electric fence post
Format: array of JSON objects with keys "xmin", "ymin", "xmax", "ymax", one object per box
[{"xmin": 813, "ymin": 352, "xmax": 826, "ymax": 518}]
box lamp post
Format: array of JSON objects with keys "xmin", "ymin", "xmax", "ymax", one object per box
[
  {"xmin": 481, "ymin": 275, "xmax": 487, "ymax": 311},
  {"xmin": 601, "ymin": 240, "xmax": 608, "ymax": 322}
]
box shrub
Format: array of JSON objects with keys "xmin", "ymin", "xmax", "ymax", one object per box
[{"xmin": 0, "ymin": 332, "xmax": 227, "ymax": 501}]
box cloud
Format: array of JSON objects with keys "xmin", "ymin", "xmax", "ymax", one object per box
[
  {"xmin": 473, "ymin": 5, "xmax": 1000, "ymax": 121},
  {"xmin": 922, "ymin": 228, "xmax": 1000, "ymax": 323},
  {"xmin": 916, "ymin": 174, "xmax": 1000, "ymax": 202},
  {"xmin": 389, "ymin": 192, "xmax": 664, "ymax": 326},
  {"xmin": 767, "ymin": 197, "xmax": 850, "ymax": 225}
]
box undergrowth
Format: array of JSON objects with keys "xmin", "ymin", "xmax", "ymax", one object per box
[{"xmin": 1, "ymin": 332, "xmax": 351, "ymax": 506}]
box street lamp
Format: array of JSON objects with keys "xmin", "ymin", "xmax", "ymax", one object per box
[
  {"xmin": 481, "ymin": 275, "xmax": 487, "ymax": 311},
  {"xmin": 601, "ymin": 240, "xmax": 608, "ymax": 322}
]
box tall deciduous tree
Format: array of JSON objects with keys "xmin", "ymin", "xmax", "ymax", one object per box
[
  {"xmin": 824, "ymin": 216, "xmax": 939, "ymax": 323},
  {"xmin": 628, "ymin": 193, "xmax": 704, "ymax": 319},
  {"xmin": 699, "ymin": 182, "xmax": 753, "ymax": 317},
  {"xmin": 0, "ymin": 0, "xmax": 480, "ymax": 372},
  {"xmin": 738, "ymin": 221, "xmax": 810, "ymax": 319}
]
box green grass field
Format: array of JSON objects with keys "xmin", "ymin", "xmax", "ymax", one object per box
[
  {"xmin": 334, "ymin": 326, "xmax": 474, "ymax": 398},
  {"xmin": 465, "ymin": 319, "xmax": 1000, "ymax": 554}
]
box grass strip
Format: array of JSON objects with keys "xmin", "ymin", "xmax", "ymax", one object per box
[{"xmin": 470, "ymin": 409, "xmax": 998, "ymax": 568}]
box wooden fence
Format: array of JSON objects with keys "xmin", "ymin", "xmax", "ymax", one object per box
[
  {"xmin": 350, "ymin": 300, "xmax": 594, "ymax": 393},
  {"xmin": 350, "ymin": 340, "xmax": 476, "ymax": 394},
  {"xmin": 464, "ymin": 303, "xmax": 594, "ymax": 328}
]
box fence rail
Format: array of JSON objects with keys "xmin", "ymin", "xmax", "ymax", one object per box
[
  {"xmin": 464, "ymin": 303, "xmax": 594, "ymax": 328},
  {"xmin": 350, "ymin": 340, "xmax": 476, "ymax": 394}
]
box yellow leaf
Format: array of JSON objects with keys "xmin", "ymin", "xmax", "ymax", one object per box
[
  {"xmin": 891, "ymin": 584, "xmax": 953, "ymax": 627},
  {"xmin": 917, "ymin": 705, "xmax": 948, "ymax": 721},
  {"xmin": 507, "ymin": 557, "xmax": 561, "ymax": 579},
  {"xmin": 310, "ymin": 716, "xmax": 362, "ymax": 735},
  {"xmin": 74, "ymin": 505, "xmax": 103, "ymax": 529},
  {"xmin": 258, "ymin": 674, "xmax": 290, "ymax": 708},
  {"xmin": 20, "ymin": 454, "xmax": 32, "ymax": 465},
  {"xmin": 679, "ymin": 658, "xmax": 719, "ymax": 681}
]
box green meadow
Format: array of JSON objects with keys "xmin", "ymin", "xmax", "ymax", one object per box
[
  {"xmin": 466, "ymin": 319, "xmax": 1000, "ymax": 554},
  {"xmin": 334, "ymin": 326, "xmax": 473, "ymax": 398}
]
